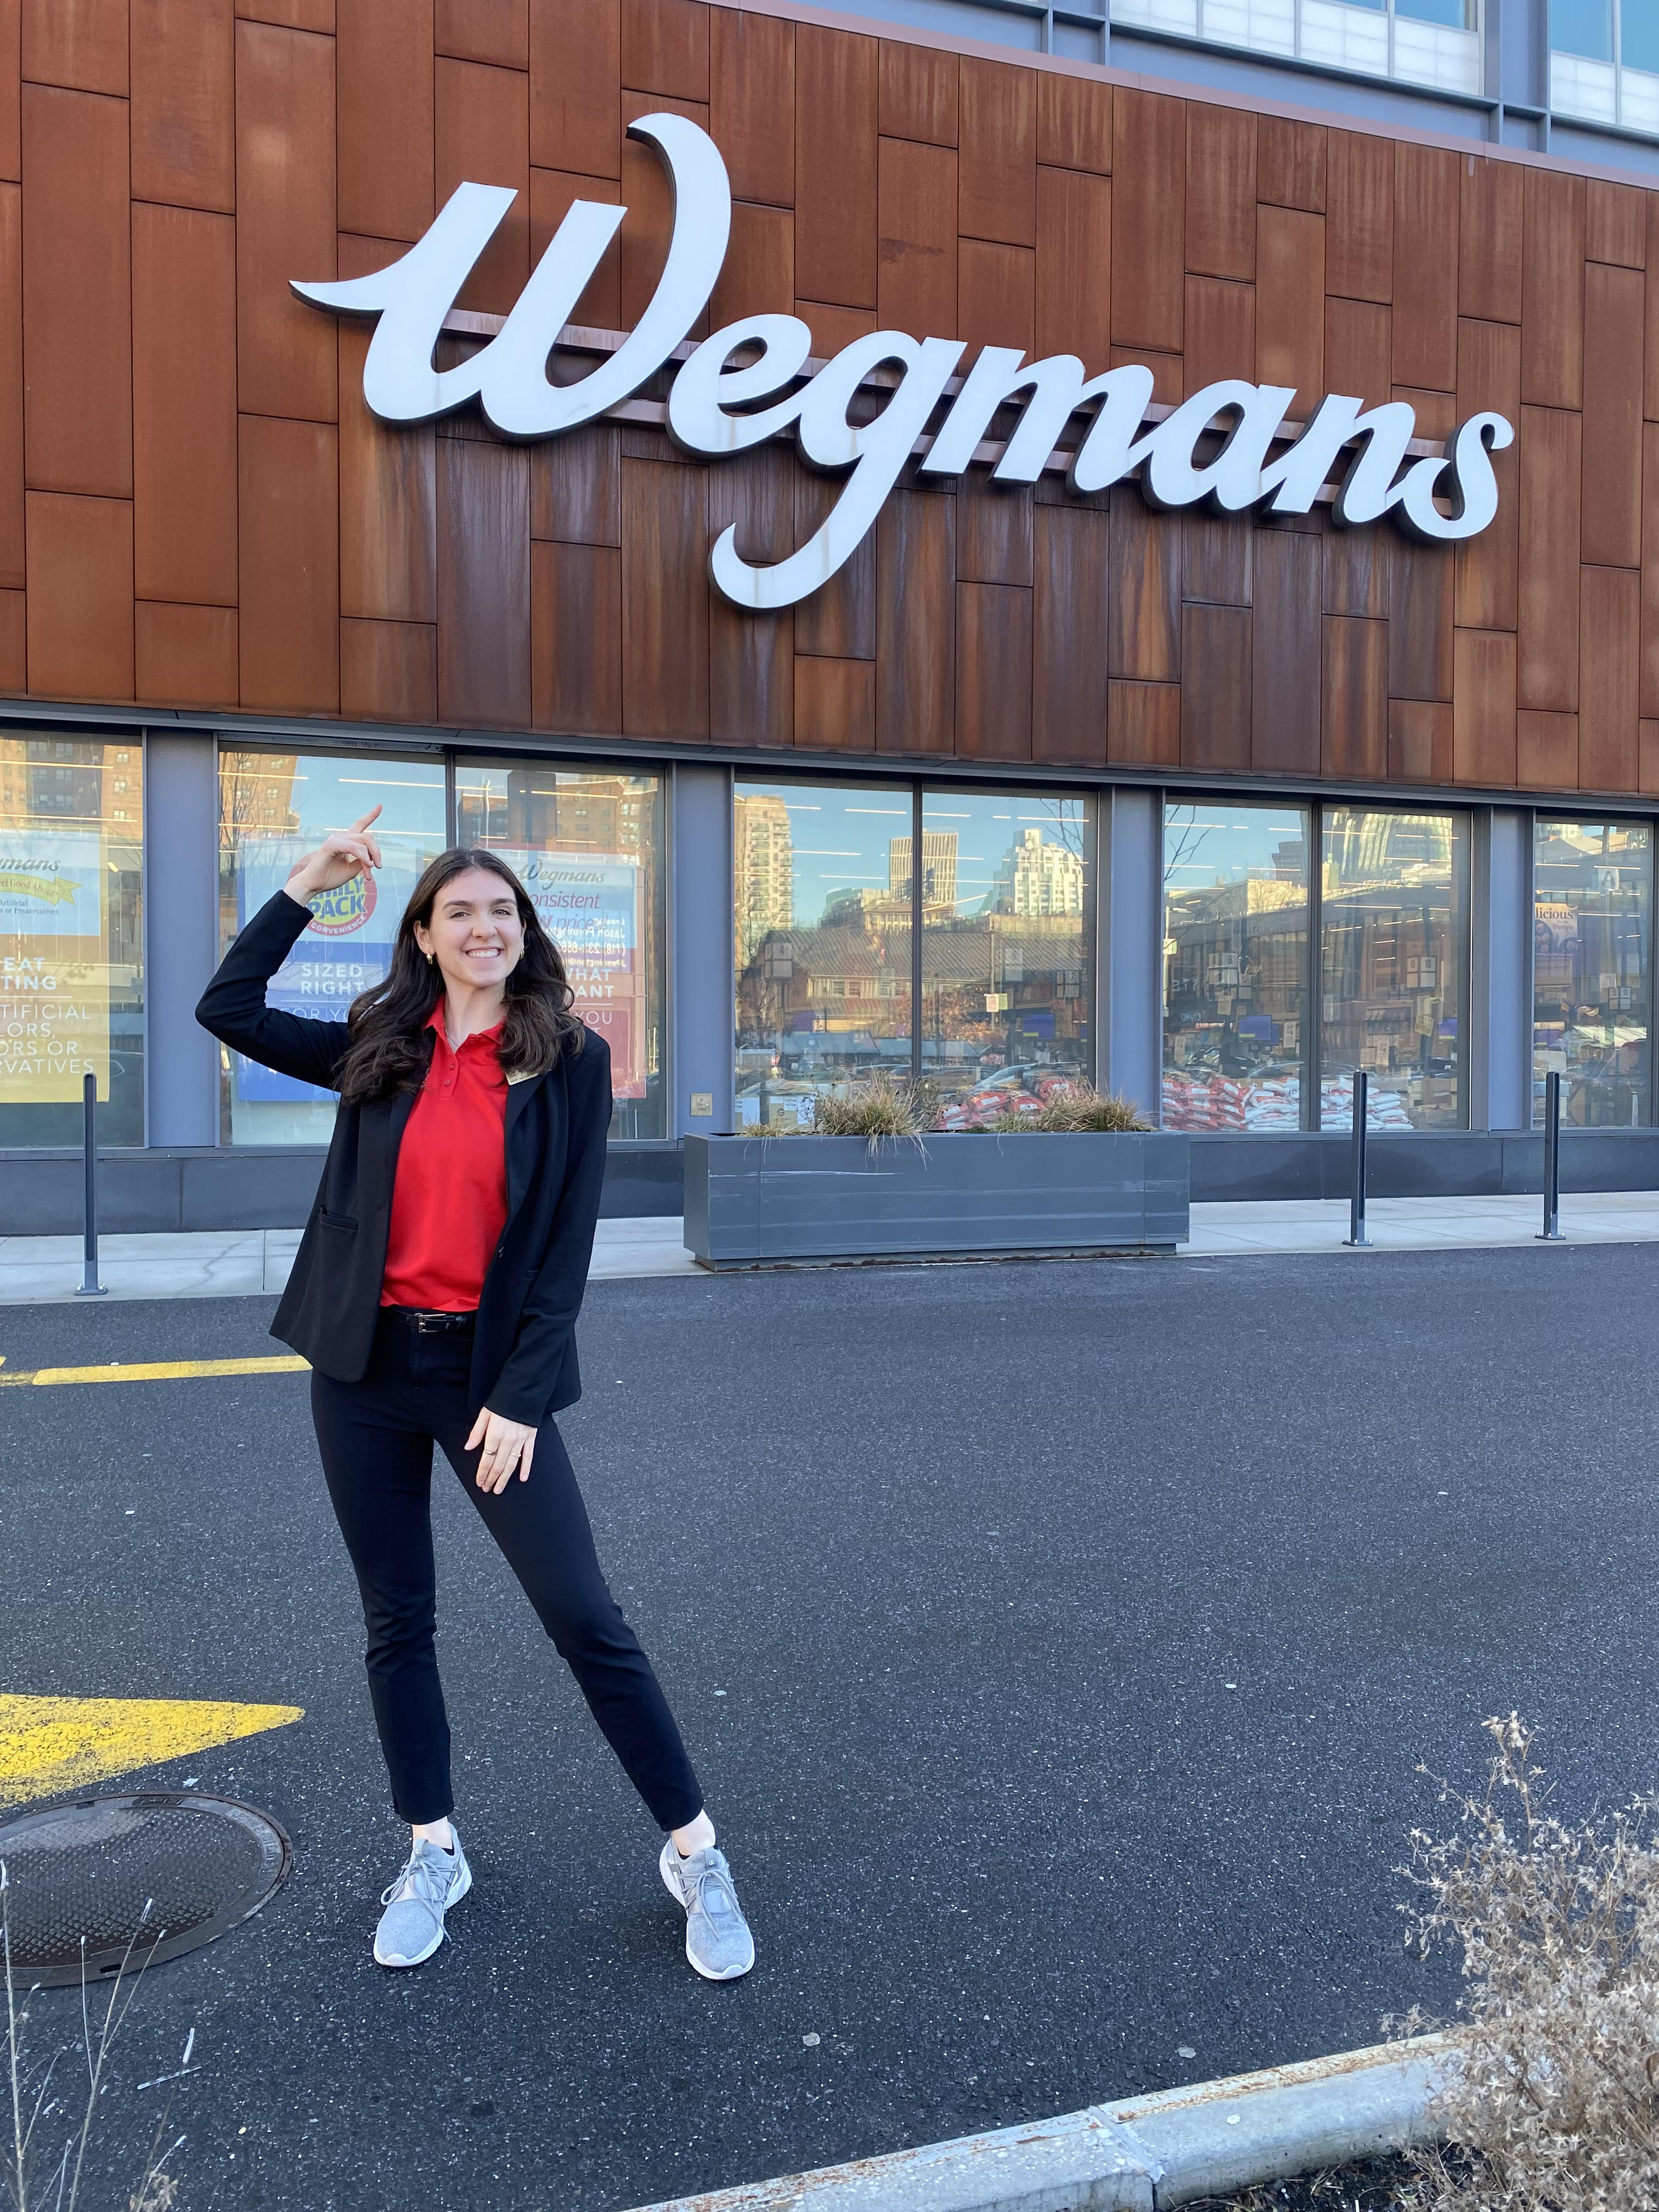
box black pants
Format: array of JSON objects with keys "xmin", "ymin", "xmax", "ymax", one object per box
[{"xmin": 309, "ymin": 1310, "xmax": 703, "ymax": 1831}]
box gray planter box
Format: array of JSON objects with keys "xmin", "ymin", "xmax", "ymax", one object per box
[{"xmin": 682, "ymin": 1131, "xmax": 1190, "ymax": 1268}]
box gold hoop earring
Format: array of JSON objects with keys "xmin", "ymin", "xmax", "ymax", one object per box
[{"xmin": 425, "ymin": 950, "xmax": 434, "ymax": 966}]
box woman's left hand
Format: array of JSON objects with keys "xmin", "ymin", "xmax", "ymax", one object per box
[{"xmin": 466, "ymin": 1407, "xmax": 537, "ymax": 1494}]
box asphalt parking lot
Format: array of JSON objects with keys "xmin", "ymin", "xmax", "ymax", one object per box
[{"xmin": 3, "ymin": 1245, "xmax": 1657, "ymax": 2212}]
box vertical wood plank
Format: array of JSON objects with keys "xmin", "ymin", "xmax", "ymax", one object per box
[
  {"xmin": 1390, "ymin": 699, "xmax": 1453, "ymax": 785},
  {"xmin": 1458, "ymin": 156, "xmax": 1522, "ymax": 324},
  {"xmin": 1581, "ymin": 261, "xmax": 1644, "ymax": 571},
  {"xmin": 1257, "ymin": 116, "xmax": 1325, "ymax": 213},
  {"xmin": 339, "ymin": 323, "xmax": 437, "ymax": 622},
  {"xmin": 340, "ymin": 617, "xmax": 437, "ymax": 723},
  {"xmin": 621, "ymin": 88, "xmax": 708, "ymax": 332},
  {"xmin": 21, "ymin": 84, "xmax": 131, "ymax": 495},
  {"xmin": 1035, "ymin": 165, "xmax": 1110, "ymax": 366},
  {"xmin": 1452, "ymin": 627, "xmax": 1516, "ymax": 784},
  {"xmin": 530, "ymin": 0, "xmax": 618, "ymax": 177},
  {"xmin": 1183, "ymin": 276, "xmax": 1254, "ymax": 396},
  {"xmin": 531, "ymin": 167, "xmax": 622, "ymax": 328},
  {"xmin": 1181, "ymin": 512, "xmax": 1251, "ymax": 607},
  {"xmin": 794, "ymin": 656, "xmax": 874, "ymax": 752},
  {"xmin": 1185, "ymin": 103, "xmax": 1255, "ymax": 280},
  {"xmin": 1392, "ymin": 145, "xmax": 1459, "ymax": 392},
  {"xmin": 0, "ymin": 0, "xmax": 17, "ymax": 182},
  {"xmin": 1390, "ymin": 544, "xmax": 1454, "ymax": 703},
  {"xmin": 531, "ymin": 538, "xmax": 620, "ymax": 733},
  {"xmin": 956, "ymin": 580, "xmax": 1032, "ymax": 760},
  {"xmin": 957, "ymin": 239, "xmax": 1033, "ymax": 356},
  {"xmin": 435, "ymin": 56, "xmax": 529, "ymax": 318},
  {"xmin": 1522, "ymin": 170, "xmax": 1584, "ymax": 409},
  {"xmin": 1251, "ymin": 526, "xmax": 1321, "ymax": 775},
  {"xmin": 22, "ymin": 0, "xmax": 126, "ymax": 94},
  {"xmin": 879, "ymin": 38, "xmax": 955, "ymax": 148},
  {"xmin": 957, "ymin": 469, "xmax": 1032, "ymax": 586},
  {"xmin": 1322, "ymin": 613, "xmax": 1387, "ymax": 780},
  {"xmin": 1256, "ymin": 206, "xmax": 1323, "ymax": 414},
  {"xmin": 337, "ymin": 0, "xmax": 432, "ymax": 241},
  {"xmin": 1032, "ymin": 503, "xmax": 1109, "ymax": 765},
  {"xmin": 712, "ymin": 10, "xmax": 793, "ymax": 205},
  {"xmin": 620, "ymin": 0, "xmax": 705, "ymax": 100},
  {"xmin": 958, "ymin": 57, "xmax": 1035, "ymax": 248},
  {"xmin": 132, "ymin": 0, "xmax": 234, "ymax": 213},
  {"xmin": 1109, "ymin": 491, "xmax": 1181, "ymax": 681},
  {"xmin": 436, "ymin": 436, "xmax": 531, "ymax": 726},
  {"xmin": 1181, "ymin": 602, "xmax": 1251, "ymax": 771},
  {"xmin": 24, "ymin": 491, "xmax": 133, "ymax": 697},
  {"xmin": 621, "ymin": 454, "xmax": 708, "ymax": 738},
  {"xmin": 877, "ymin": 137, "xmax": 956, "ymax": 338},
  {"xmin": 1325, "ymin": 131, "xmax": 1392, "ymax": 304},
  {"xmin": 133, "ymin": 205, "xmax": 238, "ymax": 607},
  {"xmin": 1036, "ymin": 70, "xmax": 1109, "ymax": 175},
  {"xmin": 435, "ymin": 0, "xmax": 526, "ymax": 69},
  {"xmin": 1579, "ymin": 565, "xmax": 1640, "ymax": 792},
  {"xmin": 795, "ymin": 24, "xmax": 876, "ymax": 310},
  {"xmin": 1454, "ymin": 315, "xmax": 1520, "ymax": 631},
  {"xmin": 137, "ymin": 603, "xmax": 239, "ymax": 707},
  {"xmin": 1648, "ymin": 194, "xmax": 1659, "ymax": 422},
  {"xmin": 531, "ymin": 425, "xmax": 619, "ymax": 546},
  {"xmin": 1586, "ymin": 179, "xmax": 1646, "ymax": 270},
  {"xmin": 1644, "ymin": 422, "xmax": 1659, "ymax": 716},
  {"xmin": 1517, "ymin": 405, "xmax": 1581, "ymax": 711},
  {"xmin": 1517, "ymin": 709, "xmax": 1578, "ymax": 791},
  {"xmin": 1111, "ymin": 89, "xmax": 1183, "ymax": 354},
  {"xmin": 1107, "ymin": 679, "xmax": 1179, "ymax": 766},
  {"xmin": 708, "ymin": 444, "xmax": 793, "ymax": 748},
  {"xmin": 235, "ymin": 22, "xmax": 336, "ymax": 420},
  {"xmin": 876, "ymin": 487, "xmax": 955, "ymax": 753},
  {"xmin": 1324, "ymin": 296, "xmax": 1391, "ymax": 408},
  {"xmin": 0, "ymin": 183, "xmax": 20, "ymax": 588},
  {"xmin": 237, "ymin": 415, "xmax": 339, "ymax": 712},
  {"xmin": 791, "ymin": 472, "xmax": 874, "ymax": 661}
]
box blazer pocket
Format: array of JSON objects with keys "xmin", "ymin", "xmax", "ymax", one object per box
[{"xmin": 318, "ymin": 1209, "xmax": 358, "ymax": 1233}]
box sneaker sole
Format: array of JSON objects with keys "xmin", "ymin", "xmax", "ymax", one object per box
[
  {"xmin": 658, "ymin": 1843, "xmax": 754, "ymax": 1982},
  {"xmin": 374, "ymin": 1857, "xmax": 472, "ymax": 1969}
]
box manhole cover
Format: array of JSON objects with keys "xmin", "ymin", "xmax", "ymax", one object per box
[{"xmin": 0, "ymin": 1793, "xmax": 291, "ymax": 1986}]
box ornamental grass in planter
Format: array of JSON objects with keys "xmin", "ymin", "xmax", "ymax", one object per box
[{"xmin": 969, "ymin": 1081, "xmax": 1152, "ymax": 1135}]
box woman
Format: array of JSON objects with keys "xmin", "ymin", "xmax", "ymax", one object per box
[{"xmin": 197, "ymin": 809, "xmax": 753, "ymax": 1981}]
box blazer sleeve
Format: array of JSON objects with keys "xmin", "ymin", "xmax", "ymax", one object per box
[
  {"xmin": 195, "ymin": 889, "xmax": 353, "ymax": 1092},
  {"xmin": 485, "ymin": 1031, "xmax": 612, "ymax": 1426}
]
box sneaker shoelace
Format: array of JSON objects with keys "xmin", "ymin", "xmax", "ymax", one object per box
[
  {"xmin": 689, "ymin": 1856, "xmax": 742, "ymax": 1929},
  {"xmin": 381, "ymin": 1844, "xmax": 451, "ymax": 1916}
]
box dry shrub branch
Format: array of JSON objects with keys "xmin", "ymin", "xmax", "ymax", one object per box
[{"xmin": 1393, "ymin": 1714, "xmax": 1659, "ymax": 2211}]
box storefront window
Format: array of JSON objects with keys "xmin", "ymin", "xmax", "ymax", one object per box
[
  {"xmin": 733, "ymin": 780, "xmax": 913, "ymax": 1128},
  {"xmin": 1162, "ymin": 803, "xmax": 1310, "ymax": 1134},
  {"xmin": 919, "ymin": 789, "xmax": 1093, "ymax": 1127},
  {"xmin": 218, "ymin": 749, "xmax": 447, "ymax": 1144},
  {"xmin": 1320, "ymin": 808, "xmax": 1469, "ymax": 1131},
  {"xmin": 1533, "ymin": 819, "xmax": 1652, "ymax": 1128},
  {"xmin": 455, "ymin": 762, "xmax": 665, "ymax": 1138},
  {"xmin": 1, "ymin": 731, "xmax": 144, "ymax": 1147}
]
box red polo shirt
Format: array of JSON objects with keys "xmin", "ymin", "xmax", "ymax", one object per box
[{"xmin": 380, "ymin": 1007, "xmax": 510, "ymax": 1312}]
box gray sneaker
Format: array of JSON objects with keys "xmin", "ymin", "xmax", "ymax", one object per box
[
  {"xmin": 374, "ymin": 1832, "xmax": 472, "ymax": 1967},
  {"xmin": 658, "ymin": 1839, "xmax": 755, "ymax": 1981}
]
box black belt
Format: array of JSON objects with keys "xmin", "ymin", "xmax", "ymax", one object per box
[{"xmin": 383, "ymin": 1306, "xmax": 476, "ymax": 1335}]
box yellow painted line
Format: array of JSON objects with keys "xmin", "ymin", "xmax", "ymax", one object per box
[
  {"xmin": 0, "ymin": 1694, "xmax": 304, "ymax": 1810},
  {"xmin": 0, "ymin": 1355, "xmax": 309, "ymax": 1388}
]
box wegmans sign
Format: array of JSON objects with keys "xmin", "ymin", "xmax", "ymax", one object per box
[{"xmin": 297, "ymin": 112, "xmax": 1514, "ymax": 614}]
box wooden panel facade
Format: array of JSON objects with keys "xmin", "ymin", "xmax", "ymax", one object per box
[{"xmin": 0, "ymin": 0, "xmax": 1651, "ymax": 803}]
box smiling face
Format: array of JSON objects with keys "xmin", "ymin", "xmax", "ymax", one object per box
[{"xmin": 413, "ymin": 867, "xmax": 526, "ymax": 1000}]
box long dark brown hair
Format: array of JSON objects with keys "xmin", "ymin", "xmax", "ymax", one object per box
[{"xmin": 337, "ymin": 847, "xmax": 583, "ymax": 1103}]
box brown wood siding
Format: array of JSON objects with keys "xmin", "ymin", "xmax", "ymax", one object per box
[{"xmin": 0, "ymin": 0, "xmax": 1644, "ymax": 805}]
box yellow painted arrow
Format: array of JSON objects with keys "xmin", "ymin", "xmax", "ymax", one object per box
[{"xmin": 0, "ymin": 1695, "xmax": 304, "ymax": 1810}]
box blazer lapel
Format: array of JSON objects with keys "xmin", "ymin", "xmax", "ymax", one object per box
[{"xmin": 504, "ymin": 1066, "xmax": 551, "ymax": 1221}]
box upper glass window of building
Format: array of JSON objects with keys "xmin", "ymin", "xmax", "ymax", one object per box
[
  {"xmin": 1110, "ymin": 0, "xmax": 1483, "ymax": 98},
  {"xmin": 1551, "ymin": 1, "xmax": 1659, "ymax": 135}
]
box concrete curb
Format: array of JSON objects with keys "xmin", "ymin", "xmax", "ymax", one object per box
[{"xmin": 621, "ymin": 2035, "xmax": 1454, "ymax": 2212}]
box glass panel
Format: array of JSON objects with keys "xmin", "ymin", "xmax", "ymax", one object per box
[
  {"xmin": 1533, "ymin": 819, "xmax": 1652, "ymax": 1129},
  {"xmin": 454, "ymin": 761, "xmax": 666, "ymax": 1138},
  {"xmin": 1319, "ymin": 808, "xmax": 1469, "ymax": 1131},
  {"xmin": 1162, "ymin": 802, "xmax": 1310, "ymax": 1135},
  {"xmin": 919, "ymin": 789, "xmax": 1093, "ymax": 1126},
  {"xmin": 1395, "ymin": 0, "xmax": 1472, "ymax": 24},
  {"xmin": 0, "ymin": 731, "xmax": 143, "ymax": 1146},
  {"xmin": 218, "ymin": 749, "xmax": 447, "ymax": 1145},
  {"xmin": 733, "ymin": 780, "xmax": 913, "ymax": 1128},
  {"xmin": 1623, "ymin": 0, "xmax": 1659, "ymax": 74},
  {"xmin": 1551, "ymin": 0, "xmax": 1613, "ymax": 58}
]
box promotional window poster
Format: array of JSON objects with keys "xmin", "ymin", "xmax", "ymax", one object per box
[
  {"xmin": 493, "ymin": 848, "xmax": 647, "ymax": 1101},
  {"xmin": 0, "ymin": 832, "xmax": 110, "ymax": 1103}
]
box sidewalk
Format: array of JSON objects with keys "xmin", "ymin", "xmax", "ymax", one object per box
[{"xmin": 2, "ymin": 1192, "xmax": 1657, "ymax": 1302}]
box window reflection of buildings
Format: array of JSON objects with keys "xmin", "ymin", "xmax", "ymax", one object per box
[{"xmin": 1533, "ymin": 821, "xmax": 1651, "ymax": 1128}]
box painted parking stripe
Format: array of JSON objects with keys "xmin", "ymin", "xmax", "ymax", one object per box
[
  {"xmin": 0, "ymin": 1694, "xmax": 304, "ymax": 1810},
  {"xmin": 0, "ymin": 1356, "xmax": 309, "ymax": 1388}
]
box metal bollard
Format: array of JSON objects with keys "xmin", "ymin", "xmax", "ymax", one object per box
[
  {"xmin": 75, "ymin": 1070, "xmax": 106, "ymax": 1296},
  {"xmin": 1343, "ymin": 1069, "xmax": 1371, "ymax": 1248},
  {"xmin": 1537, "ymin": 1067, "xmax": 1564, "ymax": 1242}
]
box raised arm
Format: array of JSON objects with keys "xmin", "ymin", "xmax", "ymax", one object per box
[{"xmin": 196, "ymin": 808, "xmax": 385, "ymax": 1092}]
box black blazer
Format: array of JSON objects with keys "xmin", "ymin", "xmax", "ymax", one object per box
[{"xmin": 196, "ymin": 890, "xmax": 611, "ymax": 1425}]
